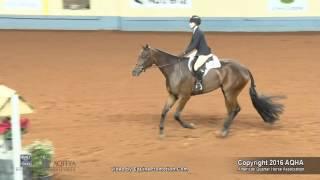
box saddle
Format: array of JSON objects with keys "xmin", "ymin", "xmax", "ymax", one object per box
[{"xmin": 188, "ymin": 54, "xmax": 221, "ymax": 78}]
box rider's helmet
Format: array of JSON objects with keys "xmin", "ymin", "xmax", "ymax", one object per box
[{"xmin": 189, "ymin": 15, "xmax": 201, "ymax": 26}]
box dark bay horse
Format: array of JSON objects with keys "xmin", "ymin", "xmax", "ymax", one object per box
[{"xmin": 132, "ymin": 45, "xmax": 284, "ymax": 137}]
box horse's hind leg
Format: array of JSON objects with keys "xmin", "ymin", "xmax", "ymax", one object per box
[
  {"xmin": 174, "ymin": 95, "xmax": 195, "ymax": 129},
  {"xmin": 219, "ymin": 88, "xmax": 242, "ymax": 137},
  {"xmin": 160, "ymin": 94, "xmax": 177, "ymax": 137}
]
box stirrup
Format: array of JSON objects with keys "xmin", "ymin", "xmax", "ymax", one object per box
[{"xmin": 194, "ymin": 81, "xmax": 203, "ymax": 91}]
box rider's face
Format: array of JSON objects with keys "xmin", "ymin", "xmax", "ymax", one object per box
[{"xmin": 189, "ymin": 22, "xmax": 196, "ymax": 29}]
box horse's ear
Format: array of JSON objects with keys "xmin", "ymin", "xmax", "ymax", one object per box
[{"xmin": 142, "ymin": 44, "xmax": 149, "ymax": 50}]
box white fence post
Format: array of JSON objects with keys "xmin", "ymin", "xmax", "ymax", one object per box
[{"xmin": 11, "ymin": 94, "xmax": 23, "ymax": 180}]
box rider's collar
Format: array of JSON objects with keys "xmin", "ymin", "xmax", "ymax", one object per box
[{"xmin": 193, "ymin": 26, "xmax": 198, "ymax": 34}]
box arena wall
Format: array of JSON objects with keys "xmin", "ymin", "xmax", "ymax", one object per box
[{"xmin": 0, "ymin": 0, "xmax": 320, "ymax": 31}]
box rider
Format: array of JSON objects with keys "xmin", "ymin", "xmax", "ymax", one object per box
[{"xmin": 179, "ymin": 15, "xmax": 212, "ymax": 92}]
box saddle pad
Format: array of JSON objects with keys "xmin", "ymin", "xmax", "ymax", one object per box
[{"xmin": 188, "ymin": 54, "xmax": 221, "ymax": 76}]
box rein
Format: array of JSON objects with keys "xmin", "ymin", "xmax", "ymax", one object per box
[
  {"xmin": 149, "ymin": 53, "xmax": 185, "ymax": 69},
  {"xmin": 147, "ymin": 55, "xmax": 184, "ymax": 78},
  {"xmin": 150, "ymin": 61, "xmax": 182, "ymax": 69},
  {"xmin": 148, "ymin": 50, "xmax": 185, "ymax": 77}
]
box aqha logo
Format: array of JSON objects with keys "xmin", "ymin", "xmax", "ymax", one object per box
[
  {"xmin": 285, "ymin": 159, "xmax": 304, "ymax": 166},
  {"xmin": 54, "ymin": 160, "xmax": 76, "ymax": 167}
]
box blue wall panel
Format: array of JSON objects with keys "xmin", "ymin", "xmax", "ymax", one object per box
[{"xmin": 1, "ymin": 15, "xmax": 320, "ymax": 32}]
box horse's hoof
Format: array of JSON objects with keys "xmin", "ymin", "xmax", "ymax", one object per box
[
  {"xmin": 216, "ymin": 130, "xmax": 229, "ymax": 138},
  {"xmin": 159, "ymin": 133, "xmax": 166, "ymax": 139},
  {"xmin": 266, "ymin": 122, "xmax": 275, "ymax": 127},
  {"xmin": 184, "ymin": 123, "xmax": 196, "ymax": 129}
]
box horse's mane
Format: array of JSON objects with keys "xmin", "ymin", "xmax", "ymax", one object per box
[
  {"xmin": 152, "ymin": 48, "xmax": 189, "ymax": 61},
  {"xmin": 153, "ymin": 48, "xmax": 179, "ymax": 58}
]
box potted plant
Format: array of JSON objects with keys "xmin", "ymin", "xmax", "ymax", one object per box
[
  {"xmin": 25, "ymin": 140, "xmax": 54, "ymax": 180},
  {"xmin": 0, "ymin": 117, "xmax": 29, "ymax": 151}
]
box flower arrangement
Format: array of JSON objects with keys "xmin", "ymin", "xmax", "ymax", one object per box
[
  {"xmin": 0, "ymin": 117, "xmax": 29, "ymax": 140},
  {"xmin": 25, "ymin": 140, "xmax": 54, "ymax": 179}
]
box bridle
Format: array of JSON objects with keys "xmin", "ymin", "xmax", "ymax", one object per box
[
  {"xmin": 148, "ymin": 50, "xmax": 184, "ymax": 69},
  {"xmin": 150, "ymin": 61, "xmax": 182, "ymax": 69},
  {"xmin": 135, "ymin": 48, "xmax": 184, "ymax": 77},
  {"xmin": 149, "ymin": 49, "xmax": 184, "ymax": 77}
]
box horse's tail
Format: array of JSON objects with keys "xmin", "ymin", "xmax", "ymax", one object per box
[{"xmin": 248, "ymin": 70, "xmax": 285, "ymax": 123}]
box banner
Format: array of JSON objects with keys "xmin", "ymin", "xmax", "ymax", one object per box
[
  {"xmin": 3, "ymin": 0, "xmax": 43, "ymax": 10},
  {"xmin": 269, "ymin": 0, "xmax": 307, "ymax": 11},
  {"xmin": 131, "ymin": 0, "xmax": 192, "ymax": 8},
  {"xmin": 63, "ymin": 0, "xmax": 90, "ymax": 10}
]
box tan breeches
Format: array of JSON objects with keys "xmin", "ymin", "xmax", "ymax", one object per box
[{"xmin": 194, "ymin": 54, "xmax": 213, "ymax": 71}]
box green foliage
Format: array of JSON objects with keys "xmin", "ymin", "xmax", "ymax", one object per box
[
  {"xmin": 281, "ymin": 0, "xmax": 294, "ymax": 4},
  {"xmin": 25, "ymin": 140, "xmax": 54, "ymax": 177},
  {"xmin": 4, "ymin": 130, "xmax": 12, "ymax": 140},
  {"xmin": 4, "ymin": 129, "xmax": 27, "ymax": 140}
]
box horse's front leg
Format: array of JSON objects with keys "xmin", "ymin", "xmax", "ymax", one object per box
[
  {"xmin": 159, "ymin": 94, "xmax": 177, "ymax": 138},
  {"xmin": 174, "ymin": 95, "xmax": 195, "ymax": 129}
]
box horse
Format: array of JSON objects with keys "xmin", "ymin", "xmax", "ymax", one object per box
[{"xmin": 132, "ymin": 44, "xmax": 284, "ymax": 137}]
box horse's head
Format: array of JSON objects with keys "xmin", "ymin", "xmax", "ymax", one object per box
[{"xmin": 132, "ymin": 44, "xmax": 154, "ymax": 76}]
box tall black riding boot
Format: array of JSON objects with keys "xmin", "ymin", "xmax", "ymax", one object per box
[{"xmin": 194, "ymin": 70, "xmax": 203, "ymax": 92}]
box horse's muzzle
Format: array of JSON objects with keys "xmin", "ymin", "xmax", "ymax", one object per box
[{"xmin": 132, "ymin": 66, "xmax": 143, "ymax": 76}]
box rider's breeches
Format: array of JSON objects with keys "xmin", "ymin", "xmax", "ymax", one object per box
[{"xmin": 194, "ymin": 54, "xmax": 213, "ymax": 71}]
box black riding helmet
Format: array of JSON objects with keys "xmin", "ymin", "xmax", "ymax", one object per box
[{"xmin": 189, "ymin": 15, "xmax": 201, "ymax": 26}]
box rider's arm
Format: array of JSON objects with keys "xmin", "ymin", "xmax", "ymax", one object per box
[{"xmin": 184, "ymin": 31, "xmax": 201, "ymax": 55}]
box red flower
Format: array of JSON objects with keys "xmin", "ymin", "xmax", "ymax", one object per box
[
  {"xmin": 0, "ymin": 121, "xmax": 10, "ymax": 134},
  {"xmin": 0, "ymin": 124, "xmax": 9, "ymax": 134},
  {"xmin": 20, "ymin": 118, "xmax": 29, "ymax": 129},
  {"xmin": 0, "ymin": 117, "xmax": 29, "ymax": 135}
]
